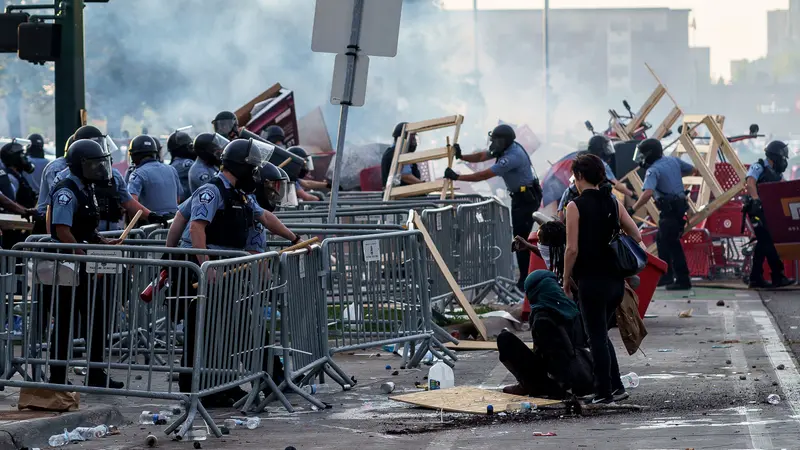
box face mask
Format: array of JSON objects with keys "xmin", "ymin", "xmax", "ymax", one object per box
[
  {"xmin": 298, "ymin": 167, "xmax": 308, "ymax": 179},
  {"xmin": 773, "ymin": 157, "xmax": 788, "ymax": 174},
  {"xmin": 488, "ymin": 138, "xmax": 507, "ymax": 158}
]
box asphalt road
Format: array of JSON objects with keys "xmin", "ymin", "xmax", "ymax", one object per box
[{"xmin": 23, "ymin": 287, "xmax": 800, "ymax": 450}]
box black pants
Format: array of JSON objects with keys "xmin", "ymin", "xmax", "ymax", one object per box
[
  {"xmin": 656, "ymin": 211, "xmax": 690, "ymax": 284},
  {"xmin": 511, "ymin": 191, "xmax": 538, "ymax": 290},
  {"xmin": 47, "ymin": 270, "xmax": 109, "ymax": 384},
  {"xmin": 32, "ymin": 217, "xmax": 47, "ymax": 236},
  {"xmin": 577, "ymin": 276, "xmax": 625, "ymax": 397},
  {"xmin": 751, "ymin": 224, "xmax": 784, "ymax": 282}
]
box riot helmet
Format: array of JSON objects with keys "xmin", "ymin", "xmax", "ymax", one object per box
[
  {"xmin": 633, "ymin": 138, "xmax": 663, "ymax": 169},
  {"xmin": 66, "ymin": 139, "xmax": 112, "ymax": 183},
  {"xmin": 488, "ymin": 124, "xmax": 516, "ymax": 158},
  {"xmin": 193, "ymin": 132, "xmax": 229, "ymax": 167},
  {"xmin": 587, "ymin": 135, "xmax": 614, "ymax": 163},
  {"xmin": 73, "ymin": 125, "xmax": 119, "ymax": 157},
  {"xmin": 765, "ymin": 140, "xmax": 789, "ymax": 174},
  {"xmin": 25, "ymin": 133, "xmax": 45, "ymax": 158},
  {"xmin": 212, "ymin": 111, "xmax": 238, "ymax": 138},
  {"xmin": 128, "ymin": 135, "xmax": 159, "ymax": 165},
  {"xmin": 255, "ymin": 162, "xmax": 291, "ymax": 212},
  {"xmin": 263, "ymin": 125, "xmax": 285, "ymax": 146},
  {"xmin": 0, "ymin": 140, "xmax": 35, "ymax": 174},
  {"xmin": 287, "ymin": 146, "xmax": 314, "ymax": 179},
  {"xmin": 167, "ymin": 130, "xmax": 195, "ymax": 160},
  {"xmin": 221, "ymin": 138, "xmax": 275, "ymax": 194},
  {"xmin": 64, "ymin": 134, "xmax": 75, "ymax": 156}
]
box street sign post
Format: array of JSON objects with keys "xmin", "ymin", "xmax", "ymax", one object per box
[{"xmin": 311, "ymin": 0, "xmax": 402, "ymax": 223}]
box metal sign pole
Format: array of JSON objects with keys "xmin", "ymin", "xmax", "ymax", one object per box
[{"xmin": 327, "ymin": 0, "xmax": 364, "ymax": 224}]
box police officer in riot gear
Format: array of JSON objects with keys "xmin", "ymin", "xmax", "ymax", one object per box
[
  {"xmin": 167, "ymin": 129, "xmax": 196, "ymax": 202},
  {"xmin": 34, "ymin": 135, "xmax": 74, "ymax": 234},
  {"xmin": 127, "ymin": 135, "xmax": 181, "ymax": 220},
  {"xmin": 24, "ymin": 133, "xmax": 48, "ymax": 192},
  {"xmin": 0, "ymin": 140, "xmax": 38, "ymax": 208},
  {"xmin": 585, "ymin": 135, "xmax": 635, "ymax": 198},
  {"xmin": 212, "ymin": 111, "xmax": 240, "ymax": 141},
  {"xmin": 188, "ymin": 132, "xmax": 227, "ymax": 193},
  {"xmin": 53, "ymin": 126, "xmax": 162, "ymax": 231},
  {"xmin": 248, "ymin": 163, "xmax": 292, "ymax": 253},
  {"xmin": 48, "ymin": 139, "xmax": 124, "ymax": 388},
  {"xmin": 629, "ymin": 138, "xmax": 697, "ymax": 290},
  {"xmin": 178, "ymin": 138, "xmax": 299, "ymax": 404},
  {"xmin": 263, "ymin": 125, "xmax": 285, "ymax": 147},
  {"xmin": 381, "ymin": 122, "xmax": 422, "ymax": 188},
  {"xmin": 287, "ymin": 146, "xmax": 325, "ymax": 201},
  {"xmin": 744, "ymin": 140, "xmax": 795, "ymax": 288},
  {"xmin": 444, "ymin": 124, "xmax": 543, "ymax": 291}
]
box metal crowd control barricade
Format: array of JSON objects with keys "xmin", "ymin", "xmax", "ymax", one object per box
[
  {"xmin": 0, "ymin": 247, "xmax": 210, "ymax": 438},
  {"xmin": 321, "ymin": 231, "xmax": 456, "ymax": 368},
  {"xmin": 455, "ymin": 199, "xmax": 519, "ymax": 305},
  {"xmin": 420, "ymin": 206, "xmax": 457, "ymax": 304},
  {"xmin": 254, "ymin": 246, "xmax": 354, "ymax": 412},
  {"xmin": 191, "ymin": 251, "xmax": 285, "ymax": 436}
]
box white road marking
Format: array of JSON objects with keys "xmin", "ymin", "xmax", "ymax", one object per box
[{"xmin": 750, "ymin": 310, "xmax": 800, "ymax": 417}]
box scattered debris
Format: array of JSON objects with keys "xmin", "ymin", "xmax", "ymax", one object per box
[
  {"xmin": 739, "ymin": 375, "xmax": 747, "ymax": 380},
  {"xmin": 712, "ymin": 345, "xmax": 732, "ymax": 349},
  {"xmin": 716, "ymin": 300, "xmax": 725, "ymax": 306},
  {"xmin": 726, "ymin": 359, "xmax": 732, "ymax": 365},
  {"xmin": 385, "ymin": 365, "xmax": 392, "ymax": 370},
  {"xmin": 194, "ymin": 442, "xmax": 202, "ymax": 449},
  {"xmin": 146, "ymin": 434, "xmax": 158, "ymax": 447},
  {"xmin": 644, "ymin": 314, "xmax": 658, "ymax": 319},
  {"xmin": 767, "ymin": 394, "xmax": 781, "ymax": 405},
  {"xmin": 533, "ymin": 432, "xmax": 557, "ymax": 436},
  {"xmin": 658, "ymin": 349, "xmax": 673, "ymax": 352},
  {"xmin": 381, "ymin": 382, "xmax": 396, "ymax": 394},
  {"xmin": 721, "ymin": 340, "xmax": 740, "ymax": 344},
  {"xmin": 777, "ymin": 364, "xmax": 785, "ymax": 370},
  {"xmin": 392, "ymin": 370, "xmax": 399, "ymax": 376},
  {"xmin": 678, "ymin": 309, "xmax": 693, "ymax": 318},
  {"xmin": 135, "ymin": 375, "xmax": 143, "ymax": 380}
]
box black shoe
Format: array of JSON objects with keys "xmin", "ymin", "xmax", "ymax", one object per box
[
  {"xmin": 612, "ymin": 388, "xmax": 629, "ymax": 402},
  {"xmin": 665, "ymin": 281, "xmax": 692, "ymax": 291},
  {"xmin": 772, "ymin": 277, "xmax": 796, "ymax": 289},
  {"xmin": 748, "ymin": 278, "xmax": 772, "ymax": 289},
  {"xmin": 87, "ymin": 373, "xmax": 124, "ymax": 389},
  {"xmin": 589, "ymin": 394, "xmax": 615, "ymax": 405}
]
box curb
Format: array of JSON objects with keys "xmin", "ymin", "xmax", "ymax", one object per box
[{"xmin": 0, "ymin": 405, "xmax": 124, "ymax": 449}]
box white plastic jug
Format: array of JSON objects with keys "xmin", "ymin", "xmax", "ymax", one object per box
[{"xmin": 428, "ymin": 361, "xmax": 455, "ymax": 390}]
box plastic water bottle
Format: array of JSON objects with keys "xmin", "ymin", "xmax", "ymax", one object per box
[
  {"xmin": 139, "ymin": 411, "xmax": 170, "ymax": 425},
  {"xmin": 184, "ymin": 427, "xmax": 207, "ymax": 441},
  {"xmin": 620, "ymin": 372, "xmax": 640, "ymax": 389},
  {"xmin": 428, "ymin": 361, "xmax": 455, "ymax": 390},
  {"xmin": 302, "ymin": 384, "xmax": 318, "ymax": 395},
  {"xmin": 224, "ymin": 417, "xmax": 261, "ymax": 430},
  {"xmin": 74, "ymin": 425, "xmax": 107, "ymax": 439},
  {"xmin": 48, "ymin": 430, "xmax": 70, "ymax": 447}
]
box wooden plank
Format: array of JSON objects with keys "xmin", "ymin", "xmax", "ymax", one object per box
[
  {"xmin": 645, "ymin": 62, "xmax": 681, "ymax": 107},
  {"xmin": 682, "ymin": 176, "xmax": 704, "ymax": 186},
  {"xmin": 405, "ymin": 115, "xmax": 461, "ymax": 133},
  {"xmin": 391, "ymin": 180, "xmax": 446, "ymax": 199},
  {"xmin": 442, "ymin": 116, "xmax": 463, "ymax": 200},
  {"xmin": 704, "ymin": 116, "xmax": 747, "ymax": 179},
  {"xmin": 682, "ymin": 114, "xmax": 708, "ymax": 124},
  {"xmin": 653, "ymin": 106, "xmax": 682, "ymax": 140},
  {"xmin": 413, "ymin": 214, "xmax": 488, "ymax": 340},
  {"xmin": 678, "ymin": 134, "xmax": 724, "ymax": 198},
  {"xmin": 382, "ymin": 124, "xmax": 408, "ymax": 201},
  {"xmin": 626, "ymin": 84, "xmax": 666, "ymax": 134},
  {"xmin": 685, "ymin": 180, "xmax": 745, "ymax": 230},
  {"xmin": 234, "ymin": 83, "xmax": 283, "ymax": 126},
  {"xmin": 698, "ymin": 116, "xmax": 724, "ymax": 206},
  {"xmin": 625, "ymin": 172, "xmax": 660, "ymax": 223},
  {"xmin": 0, "ymin": 214, "xmax": 33, "ymax": 231},
  {"xmin": 390, "ymin": 386, "xmax": 561, "ymax": 414},
  {"xmin": 611, "ymin": 119, "xmax": 631, "ymax": 141},
  {"xmin": 398, "ymin": 147, "xmax": 449, "ymax": 165},
  {"xmin": 444, "ymin": 341, "xmax": 534, "ymax": 351}
]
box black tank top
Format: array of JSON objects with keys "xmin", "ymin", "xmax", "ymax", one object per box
[{"xmin": 572, "ymin": 188, "xmax": 618, "ymax": 279}]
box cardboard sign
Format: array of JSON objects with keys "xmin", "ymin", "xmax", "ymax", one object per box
[
  {"xmin": 760, "ymin": 179, "xmax": 800, "ymax": 245},
  {"xmin": 244, "ymin": 88, "xmax": 299, "ymax": 147}
]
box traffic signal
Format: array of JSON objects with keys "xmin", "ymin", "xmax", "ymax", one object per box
[
  {"xmin": 0, "ymin": 13, "xmax": 29, "ymax": 52},
  {"xmin": 18, "ymin": 22, "xmax": 61, "ymax": 63}
]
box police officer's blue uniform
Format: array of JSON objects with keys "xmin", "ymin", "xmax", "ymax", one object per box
[
  {"xmin": 179, "ymin": 173, "xmax": 264, "ymax": 251},
  {"xmin": 32, "ymin": 158, "xmax": 68, "ymax": 233},
  {"xmin": 245, "ymin": 194, "xmax": 268, "ymax": 253},
  {"xmin": 188, "ymin": 159, "xmax": 218, "ymax": 193},
  {"xmin": 745, "ymin": 158, "xmax": 791, "ymax": 286},
  {"xmin": 642, "ymin": 156, "xmax": 694, "ymax": 286},
  {"xmin": 127, "ymin": 159, "xmax": 181, "ymax": 215},
  {"xmin": 54, "ymin": 167, "xmax": 132, "ymax": 232},
  {"xmin": 24, "ymin": 156, "xmax": 48, "ymax": 192},
  {"xmin": 172, "ymin": 157, "xmax": 195, "ymax": 202},
  {"xmin": 0, "ymin": 163, "xmax": 18, "ymax": 201}
]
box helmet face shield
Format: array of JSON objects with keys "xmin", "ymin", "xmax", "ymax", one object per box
[
  {"xmin": 245, "ymin": 139, "xmax": 275, "ymax": 168},
  {"xmin": 82, "ymin": 155, "xmax": 112, "ymax": 182},
  {"xmin": 213, "ymin": 119, "xmax": 237, "ymax": 136}
]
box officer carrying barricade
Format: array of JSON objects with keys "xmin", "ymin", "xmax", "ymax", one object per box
[{"xmin": 743, "ymin": 140, "xmax": 795, "ymax": 288}]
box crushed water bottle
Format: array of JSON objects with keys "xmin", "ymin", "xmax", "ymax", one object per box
[
  {"xmin": 224, "ymin": 417, "xmax": 261, "ymax": 430},
  {"xmin": 302, "ymin": 384, "xmax": 318, "ymax": 395},
  {"xmin": 767, "ymin": 394, "xmax": 781, "ymax": 405},
  {"xmin": 139, "ymin": 411, "xmax": 170, "ymax": 425},
  {"xmin": 184, "ymin": 427, "xmax": 208, "ymax": 441},
  {"xmin": 74, "ymin": 425, "xmax": 108, "ymax": 439},
  {"xmin": 620, "ymin": 372, "xmax": 640, "ymax": 389},
  {"xmin": 48, "ymin": 429, "xmax": 83, "ymax": 447}
]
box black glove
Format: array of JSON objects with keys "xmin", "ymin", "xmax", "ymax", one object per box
[
  {"xmin": 325, "ymin": 178, "xmax": 332, "ymax": 189},
  {"xmin": 444, "ymin": 168, "xmax": 460, "ymax": 180},
  {"xmin": 21, "ymin": 208, "xmax": 36, "ymax": 221},
  {"xmin": 148, "ymin": 212, "xmax": 171, "ymax": 227},
  {"xmin": 452, "ymin": 143, "xmax": 463, "ymax": 160},
  {"xmin": 750, "ymin": 198, "xmax": 764, "ymax": 218},
  {"xmin": 290, "ymin": 234, "xmax": 302, "ymax": 245},
  {"xmin": 626, "ymin": 207, "xmax": 636, "ymax": 217},
  {"xmin": 630, "ymin": 193, "xmax": 639, "ymax": 201}
]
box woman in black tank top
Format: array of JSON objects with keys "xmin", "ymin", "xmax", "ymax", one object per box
[{"xmin": 562, "ymin": 154, "xmax": 643, "ymax": 404}]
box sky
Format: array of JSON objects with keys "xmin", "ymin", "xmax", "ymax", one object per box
[{"xmin": 442, "ymin": 0, "xmax": 790, "ymax": 80}]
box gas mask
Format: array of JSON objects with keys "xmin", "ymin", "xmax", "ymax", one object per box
[
  {"xmin": 235, "ymin": 167, "xmax": 259, "ymax": 194},
  {"xmin": 20, "ymin": 154, "xmax": 35, "ymax": 174},
  {"xmin": 488, "ymin": 137, "xmax": 510, "ymax": 158},
  {"xmin": 772, "ymin": 156, "xmax": 788, "ymax": 174}
]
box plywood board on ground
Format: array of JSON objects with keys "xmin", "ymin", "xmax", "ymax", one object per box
[
  {"xmin": 444, "ymin": 341, "xmax": 534, "ymax": 351},
  {"xmin": 390, "ymin": 386, "xmax": 561, "ymax": 414}
]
